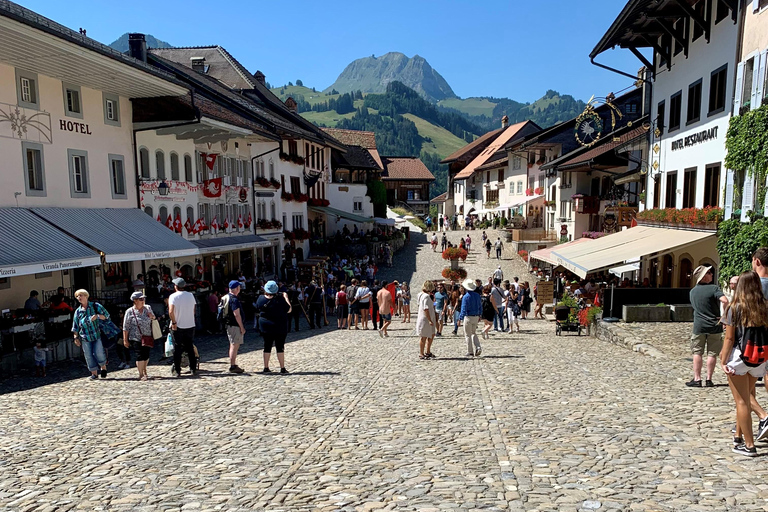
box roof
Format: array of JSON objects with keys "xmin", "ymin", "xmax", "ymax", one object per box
[
  {"xmin": 541, "ymin": 119, "xmax": 649, "ymax": 172},
  {"xmin": 321, "ymin": 128, "xmax": 377, "ymax": 149},
  {"xmin": 192, "ymin": 234, "xmax": 272, "ymax": 254},
  {"xmin": 381, "ymin": 157, "xmax": 435, "ymax": 181},
  {"xmin": 332, "ymin": 145, "xmax": 382, "ymax": 170},
  {"xmin": 441, "ymin": 128, "xmax": 503, "ymax": 164},
  {"xmin": 308, "ymin": 205, "xmax": 374, "ymax": 224},
  {"xmin": 0, "ymin": 208, "xmax": 101, "ymax": 277},
  {"xmin": 432, "ymin": 192, "xmax": 448, "ymax": 203},
  {"xmin": 475, "ymin": 155, "xmax": 509, "ymax": 172},
  {"xmin": 32, "ymin": 208, "xmax": 199, "ymax": 263},
  {"xmin": 454, "ymin": 121, "xmax": 538, "ymax": 180}
]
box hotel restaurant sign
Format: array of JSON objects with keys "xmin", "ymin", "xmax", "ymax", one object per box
[{"xmin": 0, "ymin": 255, "xmax": 102, "ymax": 278}]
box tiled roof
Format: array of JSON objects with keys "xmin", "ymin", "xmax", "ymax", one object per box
[
  {"xmin": 321, "ymin": 128, "xmax": 377, "ymax": 149},
  {"xmin": 151, "ymin": 46, "xmax": 256, "ymax": 90},
  {"xmin": 475, "ymin": 155, "xmax": 508, "ymax": 172},
  {"xmin": 454, "ymin": 121, "xmax": 536, "ymax": 180},
  {"xmin": 432, "ymin": 192, "xmax": 448, "ymax": 203},
  {"xmin": 332, "ymin": 145, "xmax": 382, "ymax": 170},
  {"xmin": 381, "ymin": 157, "xmax": 435, "ymax": 181},
  {"xmin": 440, "ymin": 128, "xmax": 503, "ymax": 164}
]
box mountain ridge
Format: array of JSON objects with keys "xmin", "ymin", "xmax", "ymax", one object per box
[{"xmin": 108, "ymin": 33, "xmax": 173, "ymax": 53}]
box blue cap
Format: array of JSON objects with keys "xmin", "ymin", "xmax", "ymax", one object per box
[
  {"xmin": 228, "ymin": 280, "xmax": 241, "ymax": 290},
  {"xmin": 264, "ymin": 280, "xmax": 278, "ymax": 294}
]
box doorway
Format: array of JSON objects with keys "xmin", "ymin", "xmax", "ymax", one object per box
[
  {"xmin": 661, "ymin": 254, "xmax": 674, "ymax": 287},
  {"xmin": 679, "ymin": 257, "xmax": 693, "ymax": 288}
]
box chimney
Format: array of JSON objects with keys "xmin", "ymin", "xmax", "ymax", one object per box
[
  {"xmin": 254, "ymin": 70, "xmax": 266, "ymax": 85},
  {"xmin": 285, "ymin": 97, "xmax": 298, "ymax": 112},
  {"xmin": 191, "ymin": 57, "xmax": 207, "ymax": 74},
  {"xmin": 128, "ymin": 33, "xmax": 147, "ymax": 63},
  {"xmin": 501, "ymin": 115, "xmax": 509, "ymax": 129}
]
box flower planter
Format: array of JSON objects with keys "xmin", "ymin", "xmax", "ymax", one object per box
[
  {"xmin": 622, "ymin": 305, "xmax": 670, "ymax": 323},
  {"xmin": 670, "ymin": 304, "xmax": 694, "ymax": 322}
]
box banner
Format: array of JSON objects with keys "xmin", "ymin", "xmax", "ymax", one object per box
[{"xmin": 203, "ymin": 178, "xmax": 222, "ymax": 198}]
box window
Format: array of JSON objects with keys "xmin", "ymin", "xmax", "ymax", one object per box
[
  {"xmin": 657, "ymin": 34, "xmax": 671, "ymax": 69},
  {"xmin": 353, "ymin": 199, "xmax": 363, "ymax": 212},
  {"xmin": 561, "ymin": 172, "xmax": 572, "ymax": 188},
  {"xmin": 144, "ymin": 206, "xmax": 153, "ymax": 217},
  {"xmin": 656, "ymin": 100, "xmax": 665, "ymax": 135},
  {"xmin": 709, "ymin": 64, "xmax": 727, "ymax": 115},
  {"xmin": 16, "ymin": 70, "xmax": 38, "ymax": 109},
  {"xmin": 67, "ymin": 149, "xmax": 90, "ymax": 198},
  {"xmin": 687, "ymin": 79, "xmax": 702, "ymax": 124},
  {"xmin": 290, "ymin": 176, "xmax": 301, "ymax": 194},
  {"xmin": 270, "ymin": 202, "xmax": 276, "ymax": 220},
  {"xmin": 669, "ymin": 91, "xmax": 682, "ymax": 131},
  {"xmin": 184, "ymin": 154, "xmax": 193, "ymax": 182},
  {"xmin": 139, "ymin": 148, "xmax": 150, "ymax": 179},
  {"xmin": 704, "ymin": 163, "xmax": 721, "ymax": 207},
  {"xmin": 269, "ymin": 160, "xmax": 275, "ymax": 179},
  {"xmin": 288, "ymin": 140, "xmax": 298, "ymax": 156},
  {"xmin": 497, "ymin": 169, "xmax": 504, "ymax": 183},
  {"xmin": 103, "ymin": 93, "xmax": 120, "ymax": 126},
  {"xmin": 22, "ymin": 142, "xmax": 45, "ymax": 197},
  {"xmin": 305, "ymin": 143, "xmax": 310, "ymax": 165},
  {"xmin": 156, "ymin": 150, "xmax": 165, "ymax": 180},
  {"xmin": 683, "ymin": 167, "xmax": 697, "ymax": 208},
  {"xmin": 63, "ymin": 84, "xmax": 82, "ymax": 118},
  {"xmin": 743, "ymin": 57, "xmax": 755, "ymax": 109},
  {"xmin": 512, "ymin": 155, "xmax": 521, "ymax": 170},
  {"xmin": 692, "ymin": 0, "xmax": 707, "ymax": 41},
  {"xmin": 517, "ymin": 181, "xmax": 523, "ymax": 194},
  {"xmin": 559, "ymin": 200, "xmax": 572, "ymax": 220},
  {"xmin": 625, "ymin": 103, "xmax": 638, "ymax": 115},
  {"xmin": 486, "ymin": 171, "xmax": 491, "ymax": 183},
  {"xmin": 159, "ymin": 206, "xmax": 168, "ymax": 226},
  {"xmin": 109, "ymin": 154, "xmax": 126, "ymax": 199},
  {"xmin": 665, "ymin": 172, "xmax": 678, "ymax": 208},
  {"xmin": 292, "ymin": 213, "xmax": 303, "ymax": 231},
  {"xmin": 170, "ymin": 153, "xmax": 180, "ymax": 181},
  {"xmin": 407, "ymin": 190, "xmax": 414, "ymax": 201},
  {"xmin": 653, "ymin": 177, "xmax": 661, "ymax": 209}
]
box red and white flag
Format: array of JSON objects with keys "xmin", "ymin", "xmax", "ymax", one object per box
[
  {"xmin": 165, "ymin": 215, "xmax": 174, "ymax": 230},
  {"xmin": 195, "ymin": 218, "xmax": 205, "ymax": 234},
  {"xmin": 237, "ymin": 214, "xmax": 244, "ymax": 229},
  {"xmin": 223, "ymin": 217, "xmax": 230, "ymax": 231},
  {"xmin": 203, "ymin": 153, "xmax": 217, "ymax": 171},
  {"xmin": 184, "ymin": 217, "xmax": 193, "ymax": 234},
  {"xmin": 156, "ymin": 214, "xmax": 161, "ymax": 223},
  {"xmin": 174, "ymin": 213, "xmax": 183, "ymax": 234},
  {"xmin": 210, "ymin": 216, "xmax": 219, "ymax": 232},
  {"xmin": 202, "ymin": 178, "xmax": 222, "ymax": 198}
]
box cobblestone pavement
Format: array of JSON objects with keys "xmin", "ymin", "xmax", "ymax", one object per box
[{"xmin": 0, "ymin": 231, "xmax": 763, "ymax": 511}]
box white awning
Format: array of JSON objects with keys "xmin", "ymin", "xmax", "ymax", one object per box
[
  {"xmin": 609, "ymin": 262, "xmax": 640, "ymax": 276},
  {"xmin": 551, "ymin": 226, "xmax": 715, "ymax": 278},
  {"xmin": 530, "ymin": 238, "xmax": 594, "ymax": 266}
]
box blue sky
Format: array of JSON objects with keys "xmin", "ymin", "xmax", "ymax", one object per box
[{"xmin": 20, "ymin": 0, "xmax": 644, "ymax": 103}]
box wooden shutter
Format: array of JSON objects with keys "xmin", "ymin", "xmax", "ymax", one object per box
[
  {"xmin": 734, "ymin": 61, "xmax": 744, "ymax": 113},
  {"xmin": 724, "ymin": 169, "xmax": 734, "ymax": 219}
]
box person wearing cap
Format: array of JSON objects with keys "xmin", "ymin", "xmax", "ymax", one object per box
[
  {"xmin": 493, "ymin": 265, "xmax": 504, "ymax": 282},
  {"xmin": 688, "ymin": 265, "xmax": 729, "ymax": 387},
  {"xmin": 255, "ymin": 280, "xmax": 291, "ymax": 373},
  {"xmin": 221, "ymin": 280, "xmax": 246, "ymax": 374},
  {"xmin": 122, "ymin": 291, "xmax": 156, "ymax": 381},
  {"xmin": 459, "ymin": 278, "xmax": 482, "ymax": 357},
  {"xmin": 168, "ymin": 277, "xmax": 198, "ymax": 377}
]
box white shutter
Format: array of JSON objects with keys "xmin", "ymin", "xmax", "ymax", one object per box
[
  {"xmin": 756, "ymin": 50, "xmax": 768, "ymax": 108},
  {"xmin": 724, "ymin": 169, "xmax": 734, "ymax": 219},
  {"xmin": 741, "ymin": 174, "xmax": 755, "ymax": 223},
  {"xmin": 734, "ymin": 61, "xmax": 745, "ymax": 114},
  {"xmin": 752, "ymin": 56, "xmax": 762, "ymax": 110},
  {"xmin": 754, "ymin": 0, "xmax": 761, "ymax": 12}
]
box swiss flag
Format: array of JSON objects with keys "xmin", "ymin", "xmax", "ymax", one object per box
[
  {"xmin": 238, "ymin": 214, "xmax": 244, "ymax": 229},
  {"xmin": 165, "ymin": 215, "xmax": 174, "ymax": 230},
  {"xmin": 203, "ymin": 153, "xmax": 217, "ymax": 171},
  {"xmin": 174, "ymin": 213, "xmax": 183, "ymax": 234},
  {"xmin": 156, "ymin": 214, "xmax": 161, "ymax": 223},
  {"xmin": 211, "ymin": 216, "xmax": 219, "ymax": 232},
  {"xmin": 246, "ymin": 212, "xmax": 252, "ymax": 228},
  {"xmin": 184, "ymin": 217, "xmax": 193, "ymax": 234},
  {"xmin": 202, "ymin": 178, "xmax": 223, "ymax": 198},
  {"xmin": 223, "ymin": 217, "xmax": 230, "ymax": 231}
]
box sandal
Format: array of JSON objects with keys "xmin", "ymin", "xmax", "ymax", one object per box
[{"xmin": 419, "ymin": 355, "xmax": 426, "ymax": 360}]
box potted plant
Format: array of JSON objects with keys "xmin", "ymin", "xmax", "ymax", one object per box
[
  {"xmin": 441, "ymin": 267, "xmax": 468, "ymax": 281},
  {"xmin": 270, "ymin": 178, "xmax": 281, "ymax": 189},
  {"xmin": 518, "ymin": 249, "xmax": 528, "ymax": 262}
]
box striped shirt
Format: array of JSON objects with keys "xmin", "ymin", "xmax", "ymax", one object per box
[{"xmin": 71, "ymin": 302, "xmax": 110, "ymax": 343}]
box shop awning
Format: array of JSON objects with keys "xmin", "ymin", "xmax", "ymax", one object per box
[
  {"xmin": 551, "ymin": 226, "xmax": 715, "ymax": 278},
  {"xmin": 0, "ymin": 208, "xmax": 102, "ymax": 277},
  {"xmin": 32, "ymin": 208, "xmax": 199, "ymax": 263},
  {"xmin": 530, "ymin": 238, "xmax": 594, "ymax": 266},
  {"xmin": 609, "ymin": 262, "xmax": 640, "ymax": 277},
  {"xmin": 375, "ymin": 218, "xmax": 396, "ymax": 226},
  {"xmin": 308, "ymin": 205, "xmax": 374, "ymax": 223},
  {"xmin": 193, "ymin": 234, "xmax": 272, "ymax": 255}
]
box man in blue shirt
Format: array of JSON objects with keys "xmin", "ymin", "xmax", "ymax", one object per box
[
  {"xmin": 460, "ymin": 278, "xmax": 482, "ymax": 357},
  {"xmin": 434, "ymin": 283, "xmax": 448, "ymax": 336}
]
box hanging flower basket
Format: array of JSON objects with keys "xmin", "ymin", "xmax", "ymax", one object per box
[{"xmin": 525, "ymin": 188, "xmax": 534, "ymax": 196}]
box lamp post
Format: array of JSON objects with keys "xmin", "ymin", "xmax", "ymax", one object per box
[{"xmin": 158, "ymin": 180, "xmax": 169, "ymax": 196}]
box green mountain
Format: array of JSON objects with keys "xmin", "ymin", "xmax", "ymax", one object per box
[
  {"xmin": 325, "ymin": 52, "xmax": 456, "ymax": 103},
  {"xmin": 108, "ymin": 33, "xmax": 173, "ymax": 52}
]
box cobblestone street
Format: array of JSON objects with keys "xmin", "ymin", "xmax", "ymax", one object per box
[{"xmin": 0, "ymin": 231, "xmax": 763, "ymax": 511}]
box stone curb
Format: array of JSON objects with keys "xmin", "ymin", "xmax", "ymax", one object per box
[{"xmin": 595, "ymin": 320, "xmax": 667, "ymax": 359}]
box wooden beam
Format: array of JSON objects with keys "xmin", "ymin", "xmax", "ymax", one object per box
[
  {"xmin": 672, "ymin": 0, "xmax": 710, "ymax": 42},
  {"xmin": 629, "ymin": 46, "xmax": 656, "ymax": 79},
  {"xmin": 653, "ymin": 18, "xmax": 688, "ymax": 58},
  {"xmin": 640, "ymin": 35, "xmax": 671, "ymax": 71}
]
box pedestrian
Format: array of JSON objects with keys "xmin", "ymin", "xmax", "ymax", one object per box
[
  {"xmin": 355, "ymin": 280, "xmax": 372, "ymax": 330},
  {"xmin": 485, "ymin": 238, "xmax": 492, "ymax": 258},
  {"xmin": 480, "ymin": 285, "xmax": 496, "ymax": 339},
  {"xmin": 505, "ymin": 284, "xmax": 521, "ymax": 332},
  {"xmin": 255, "ymin": 280, "xmax": 292, "ymax": 374},
  {"xmin": 493, "ymin": 265, "xmax": 504, "ymax": 282},
  {"xmin": 33, "ymin": 342, "xmax": 51, "ymax": 377},
  {"xmin": 434, "ymin": 282, "xmax": 448, "ymax": 337},
  {"xmin": 441, "ymin": 233, "xmax": 448, "ymax": 251},
  {"xmin": 206, "ymin": 289, "xmax": 220, "ymax": 334},
  {"xmin": 122, "ymin": 291, "xmax": 157, "ymax": 381},
  {"xmin": 221, "ymin": 281, "xmax": 247, "ymax": 374},
  {"xmin": 335, "ymin": 284, "xmax": 349, "ymax": 329},
  {"xmin": 491, "ymin": 279, "xmax": 506, "ymax": 332},
  {"xmin": 401, "ymin": 282, "xmax": 412, "ymax": 323},
  {"xmin": 494, "ymin": 237, "xmax": 504, "ymax": 260},
  {"xmin": 533, "ymin": 282, "xmax": 546, "ymax": 319},
  {"xmin": 286, "ymin": 283, "xmax": 302, "ymax": 332},
  {"xmin": 426, "ymin": 216, "xmax": 432, "ymax": 231},
  {"xmin": 438, "ymin": 215, "xmax": 444, "ymax": 231},
  {"xmin": 481, "ymin": 231, "xmax": 487, "ymax": 245},
  {"xmin": 687, "ymin": 265, "xmax": 729, "ymax": 387},
  {"xmin": 431, "ymin": 232, "xmax": 438, "ymax": 252},
  {"xmin": 347, "ymin": 279, "xmax": 359, "ymax": 329},
  {"xmin": 520, "ymin": 282, "xmax": 532, "ymax": 319},
  {"xmin": 370, "ymin": 279, "xmax": 382, "ymax": 330},
  {"xmin": 416, "ymin": 280, "xmax": 437, "ymax": 359},
  {"xmin": 377, "ymin": 280, "xmax": 393, "ymax": 338},
  {"xmin": 305, "ymin": 280, "xmax": 325, "ymax": 329},
  {"xmin": 465, "ymin": 235, "xmax": 472, "ymax": 252},
  {"xmin": 460, "ymin": 278, "xmax": 482, "ymax": 357},
  {"xmin": 721, "ymin": 271, "xmax": 768, "ymax": 456},
  {"xmin": 71, "ymin": 289, "xmax": 110, "ymax": 380},
  {"xmin": 450, "ymin": 284, "xmax": 464, "ymax": 335},
  {"xmin": 25, "ymin": 290, "xmax": 41, "ymax": 311},
  {"xmin": 168, "ymin": 278, "xmax": 198, "ymax": 378}
]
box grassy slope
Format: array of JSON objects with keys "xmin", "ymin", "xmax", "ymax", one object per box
[
  {"xmin": 437, "ymin": 97, "xmax": 497, "ymax": 117},
  {"xmin": 402, "ymin": 114, "xmax": 468, "ymax": 157},
  {"xmin": 271, "ymin": 85, "xmax": 341, "ymax": 106}
]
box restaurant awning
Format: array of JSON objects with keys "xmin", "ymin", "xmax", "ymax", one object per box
[
  {"xmin": 193, "ymin": 234, "xmax": 272, "ymax": 255},
  {"xmin": 609, "ymin": 261, "xmax": 640, "ymax": 277},
  {"xmin": 32, "ymin": 208, "xmax": 199, "ymax": 263},
  {"xmin": 308, "ymin": 205, "xmax": 374, "ymax": 223},
  {"xmin": 530, "ymin": 238, "xmax": 594, "ymax": 266},
  {"xmin": 551, "ymin": 226, "xmax": 715, "ymax": 278},
  {"xmin": 0, "ymin": 208, "xmax": 102, "ymax": 277}
]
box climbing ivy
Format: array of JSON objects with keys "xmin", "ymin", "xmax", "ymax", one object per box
[
  {"xmin": 725, "ymin": 104, "xmax": 768, "ymax": 213},
  {"xmin": 716, "ymin": 218, "xmax": 768, "ymax": 284}
]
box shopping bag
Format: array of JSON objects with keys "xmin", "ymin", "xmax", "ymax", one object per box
[
  {"xmin": 151, "ymin": 319, "xmax": 163, "ymax": 340},
  {"xmin": 164, "ymin": 333, "xmax": 175, "ymax": 357}
]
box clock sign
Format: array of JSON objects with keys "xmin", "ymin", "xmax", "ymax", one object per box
[{"xmin": 574, "ymin": 109, "xmax": 603, "ymax": 147}]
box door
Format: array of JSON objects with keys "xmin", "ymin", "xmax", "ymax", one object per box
[
  {"xmin": 72, "ymin": 267, "xmax": 95, "ymax": 293},
  {"xmin": 661, "ymin": 254, "xmax": 674, "ymax": 287},
  {"xmin": 679, "ymin": 257, "xmax": 693, "ymax": 288}
]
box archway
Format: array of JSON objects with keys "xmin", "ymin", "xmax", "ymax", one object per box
[
  {"xmin": 679, "ymin": 256, "xmax": 693, "ymax": 288},
  {"xmin": 661, "ymin": 254, "xmax": 674, "ymax": 287}
]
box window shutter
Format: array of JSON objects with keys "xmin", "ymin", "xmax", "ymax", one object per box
[
  {"xmin": 723, "ymin": 170, "xmax": 734, "ymax": 219},
  {"xmin": 741, "ymin": 174, "xmax": 755, "ymax": 223},
  {"xmin": 754, "ymin": 0, "xmax": 760, "ymax": 12},
  {"xmin": 752, "ymin": 56, "xmax": 762, "ymax": 111},
  {"xmin": 756, "ymin": 50, "xmax": 768, "ymax": 108},
  {"xmin": 734, "ymin": 61, "xmax": 745, "ymax": 113}
]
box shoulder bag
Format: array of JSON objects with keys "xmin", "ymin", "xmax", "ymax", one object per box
[{"xmin": 132, "ymin": 308, "xmax": 154, "ymax": 348}]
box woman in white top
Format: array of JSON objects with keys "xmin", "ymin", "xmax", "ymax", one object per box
[
  {"xmin": 355, "ymin": 280, "xmax": 372, "ymax": 330},
  {"xmin": 416, "ymin": 280, "xmax": 437, "ymax": 359}
]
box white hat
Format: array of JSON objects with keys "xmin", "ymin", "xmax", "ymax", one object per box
[
  {"xmin": 692, "ymin": 265, "xmax": 713, "ymax": 286},
  {"xmin": 462, "ymin": 278, "xmax": 477, "ymax": 291}
]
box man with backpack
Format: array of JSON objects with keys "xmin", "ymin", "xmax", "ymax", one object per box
[
  {"xmin": 219, "ymin": 281, "xmax": 246, "ymax": 374},
  {"xmin": 304, "ymin": 280, "xmax": 324, "ymax": 329},
  {"xmin": 493, "ymin": 266, "xmax": 504, "ymax": 282}
]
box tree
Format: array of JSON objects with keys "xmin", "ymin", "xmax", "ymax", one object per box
[
  {"xmin": 296, "ymin": 79, "xmax": 303, "ymax": 86},
  {"xmin": 331, "ymin": 89, "xmax": 339, "ymax": 95},
  {"xmin": 288, "ymin": 81, "xmax": 293, "ymax": 86},
  {"xmin": 312, "ymin": 86, "xmax": 316, "ymax": 92}
]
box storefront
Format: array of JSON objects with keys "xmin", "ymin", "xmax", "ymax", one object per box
[{"xmin": 192, "ymin": 234, "xmax": 272, "ymax": 286}]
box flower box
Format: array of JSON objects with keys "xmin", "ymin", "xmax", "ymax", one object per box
[
  {"xmin": 636, "ymin": 207, "xmax": 723, "ymax": 229},
  {"xmin": 534, "ymin": 187, "xmax": 544, "ymax": 195},
  {"xmin": 622, "ymin": 304, "xmax": 670, "ymax": 323},
  {"xmin": 525, "ymin": 188, "xmax": 534, "ymax": 196}
]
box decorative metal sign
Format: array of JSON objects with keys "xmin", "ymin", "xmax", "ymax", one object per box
[
  {"xmin": 574, "ymin": 95, "xmax": 623, "ymax": 148},
  {"xmin": 0, "ymin": 102, "xmax": 52, "ymax": 144}
]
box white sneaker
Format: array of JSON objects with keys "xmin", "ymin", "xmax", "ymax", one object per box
[{"xmin": 378, "ymin": 329, "xmax": 384, "ymax": 338}]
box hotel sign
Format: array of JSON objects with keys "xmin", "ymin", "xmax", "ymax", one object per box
[{"xmin": 671, "ymin": 127, "xmax": 718, "ymax": 151}]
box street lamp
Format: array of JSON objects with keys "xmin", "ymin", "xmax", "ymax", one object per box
[{"xmin": 158, "ymin": 180, "xmax": 169, "ymax": 196}]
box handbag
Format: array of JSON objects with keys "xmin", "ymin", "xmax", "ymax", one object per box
[
  {"xmin": 132, "ymin": 308, "xmax": 154, "ymax": 348},
  {"xmin": 151, "ymin": 319, "xmax": 163, "ymax": 340},
  {"xmin": 94, "ymin": 303, "xmax": 121, "ymax": 339}
]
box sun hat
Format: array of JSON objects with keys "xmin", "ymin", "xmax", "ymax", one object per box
[
  {"xmin": 264, "ymin": 280, "xmax": 279, "ymax": 294},
  {"xmin": 172, "ymin": 277, "xmax": 186, "ymax": 288},
  {"xmin": 462, "ymin": 278, "xmax": 477, "ymax": 291},
  {"xmin": 228, "ymin": 280, "xmax": 241, "ymax": 290},
  {"xmin": 692, "ymin": 265, "xmax": 713, "ymax": 286},
  {"xmin": 130, "ymin": 291, "xmax": 146, "ymax": 301}
]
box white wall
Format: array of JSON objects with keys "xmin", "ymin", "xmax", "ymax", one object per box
[{"xmin": 327, "ymin": 183, "xmax": 374, "ymax": 234}]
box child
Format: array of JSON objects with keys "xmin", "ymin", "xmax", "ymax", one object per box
[{"xmin": 34, "ymin": 342, "xmax": 51, "ymax": 377}]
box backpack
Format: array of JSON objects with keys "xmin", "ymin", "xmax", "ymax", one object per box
[
  {"xmin": 741, "ymin": 326, "xmax": 768, "ymax": 367},
  {"xmin": 217, "ymin": 294, "xmax": 230, "ymax": 325}
]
